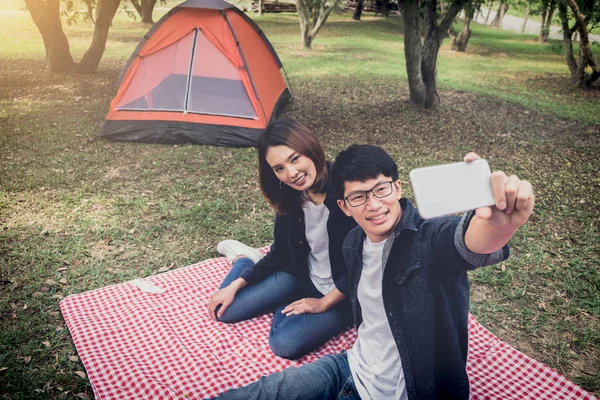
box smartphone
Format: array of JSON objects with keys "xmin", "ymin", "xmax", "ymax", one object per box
[{"xmin": 409, "ymin": 159, "xmax": 495, "ymax": 219}]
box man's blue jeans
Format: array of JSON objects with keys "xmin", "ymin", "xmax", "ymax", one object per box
[
  {"xmin": 215, "ymin": 351, "xmax": 361, "ymax": 400},
  {"xmin": 216, "ymin": 257, "xmax": 353, "ymax": 360}
]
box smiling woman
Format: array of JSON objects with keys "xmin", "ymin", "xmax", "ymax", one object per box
[
  {"xmin": 258, "ymin": 119, "xmax": 328, "ymax": 214},
  {"xmin": 206, "ymin": 118, "xmax": 357, "ymax": 360}
]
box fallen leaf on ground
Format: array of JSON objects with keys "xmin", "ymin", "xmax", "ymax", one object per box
[
  {"xmin": 23, "ymin": 356, "xmax": 31, "ymax": 365},
  {"xmin": 42, "ymin": 341, "xmax": 51, "ymax": 348},
  {"xmin": 75, "ymin": 371, "xmax": 87, "ymax": 379},
  {"xmin": 76, "ymin": 393, "xmax": 91, "ymax": 400},
  {"xmin": 69, "ymin": 356, "xmax": 79, "ymax": 362}
]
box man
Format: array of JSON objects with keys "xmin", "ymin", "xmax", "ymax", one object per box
[{"xmin": 214, "ymin": 145, "xmax": 534, "ymax": 400}]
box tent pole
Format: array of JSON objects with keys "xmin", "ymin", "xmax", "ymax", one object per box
[{"xmin": 221, "ymin": 10, "xmax": 268, "ymax": 123}]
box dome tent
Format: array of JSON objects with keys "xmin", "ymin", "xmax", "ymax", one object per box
[{"xmin": 98, "ymin": 0, "xmax": 291, "ymax": 147}]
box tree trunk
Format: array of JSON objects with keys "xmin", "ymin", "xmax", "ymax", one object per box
[
  {"xmin": 538, "ymin": 8, "xmax": 548, "ymax": 42},
  {"xmin": 24, "ymin": 0, "xmax": 76, "ymax": 72},
  {"xmin": 521, "ymin": 5, "xmax": 530, "ymax": 33},
  {"xmin": 82, "ymin": 0, "xmax": 95, "ymax": 24},
  {"xmin": 490, "ymin": 0, "xmax": 508, "ymax": 28},
  {"xmin": 78, "ymin": 0, "xmax": 120, "ymax": 73},
  {"xmin": 452, "ymin": 10, "xmax": 473, "ymax": 52},
  {"xmin": 401, "ymin": 0, "xmax": 427, "ymax": 107},
  {"xmin": 130, "ymin": 0, "xmax": 143, "ymax": 16},
  {"xmin": 421, "ymin": 39, "xmax": 441, "ymax": 108},
  {"xmin": 141, "ymin": 0, "xmax": 156, "ymax": 23},
  {"xmin": 558, "ymin": 3, "xmax": 579, "ymax": 78},
  {"xmin": 295, "ymin": 0, "xmax": 340, "ymax": 50},
  {"xmin": 258, "ymin": 0, "xmax": 263, "ymax": 15},
  {"xmin": 296, "ymin": 0, "xmax": 312, "ymax": 49},
  {"xmin": 484, "ymin": 0, "xmax": 493, "ymax": 24},
  {"xmin": 353, "ymin": 0, "xmax": 364, "ymax": 20},
  {"xmin": 538, "ymin": 1, "xmax": 555, "ymax": 43},
  {"xmin": 400, "ymin": 0, "xmax": 461, "ymax": 108},
  {"xmin": 567, "ymin": 0, "xmax": 600, "ymax": 87}
]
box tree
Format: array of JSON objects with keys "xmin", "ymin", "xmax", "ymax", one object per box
[
  {"xmin": 452, "ymin": 0, "xmax": 482, "ymax": 52},
  {"xmin": 130, "ymin": 0, "xmax": 160, "ymax": 23},
  {"xmin": 538, "ymin": 0, "xmax": 556, "ymax": 42},
  {"xmin": 521, "ymin": 0, "xmax": 531, "ymax": 32},
  {"xmin": 484, "ymin": 0, "xmax": 494, "ymax": 23},
  {"xmin": 353, "ymin": 0, "xmax": 364, "ymax": 20},
  {"xmin": 490, "ymin": 0, "xmax": 509, "ymax": 27},
  {"xmin": 25, "ymin": 0, "xmax": 76, "ymax": 72},
  {"xmin": 25, "ymin": 0, "xmax": 121, "ymax": 73},
  {"xmin": 399, "ymin": 0, "xmax": 466, "ymax": 108},
  {"xmin": 557, "ymin": 0, "xmax": 600, "ymax": 87},
  {"xmin": 294, "ymin": 0, "xmax": 342, "ymax": 49}
]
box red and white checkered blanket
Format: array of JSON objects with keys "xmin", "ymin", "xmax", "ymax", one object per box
[{"xmin": 60, "ymin": 252, "xmax": 597, "ymax": 400}]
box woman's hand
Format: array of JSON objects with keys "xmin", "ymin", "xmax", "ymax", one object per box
[
  {"xmin": 207, "ymin": 285, "xmax": 237, "ymax": 321},
  {"xmin": 282, "ymin": 298, "xmax": 327, "ymax": 316}
]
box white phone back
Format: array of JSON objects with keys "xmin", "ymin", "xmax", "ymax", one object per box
[{"xmin": 409, "ymin": 159, "xmax": 495, "ymax": 219}]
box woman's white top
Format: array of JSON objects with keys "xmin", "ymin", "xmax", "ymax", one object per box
[
  {"xmin": 347, "ymin": 236, "xmax": 408, "ymax": 400},
  {"xmin": 301, "ymin": 199, "xmax": 335, "ymax": 295}
]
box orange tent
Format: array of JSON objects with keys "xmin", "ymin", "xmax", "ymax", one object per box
[{"xmin": 98, "ymin": 0, "xmax": 291, "ymax": 147}]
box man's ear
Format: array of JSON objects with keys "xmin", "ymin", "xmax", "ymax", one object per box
[
  {"xmin": 394, "ymin": 180, "xmax": 403, "ymax": 200},
  {"xmin": 337, "ymin": 199, "xmax": 352, "ymax": 217}
]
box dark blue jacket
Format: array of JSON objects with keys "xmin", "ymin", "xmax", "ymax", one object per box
[
  {"xmin": 239, "ymin": 172, "xmax": 356, "ymax": 295},
  {"xmin": 342, "ymin": 199, "xmax": 509, "ymax": 400}
]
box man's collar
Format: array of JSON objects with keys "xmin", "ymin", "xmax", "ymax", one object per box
[{"xmin": 392, "ymin": 198, "xmax": 419, "ymax": 238}]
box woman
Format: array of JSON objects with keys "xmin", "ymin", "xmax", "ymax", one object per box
[{"xmin": 207, "ymin": 118, "xmax": 355, "ymax": 360}]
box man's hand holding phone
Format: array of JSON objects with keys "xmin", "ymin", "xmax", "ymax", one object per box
[
  {"xmin": 410, "ymin": 152, "xmax": 534, "ymax": 254},
  {"xmin": 463, "ymin": 152, "xmax": 534, "ymax": 233},
  {"xmin": 410, "ymin": 153, "xmax": 534, "ymax": 228}
]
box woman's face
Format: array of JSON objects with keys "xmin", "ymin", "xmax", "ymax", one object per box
[{"xmin": 265, "ymin": 145, "xmax": 317, "ymax": 192}]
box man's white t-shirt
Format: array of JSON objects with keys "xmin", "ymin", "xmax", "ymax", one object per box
[
  {"xmin": 301, "ymin": 200, "xmax": 335, "ymax": 295},
  {"xmin": 347, "ymin": 236, "xmax": 408, "ymax": 400}
]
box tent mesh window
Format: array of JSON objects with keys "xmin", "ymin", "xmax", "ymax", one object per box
[{"xmin": 117, "ymin": 28, "xmax": 257, "ymax": 120}]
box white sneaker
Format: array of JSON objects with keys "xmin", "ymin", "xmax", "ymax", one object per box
[{"xmin": 216, "ymin": 240, "xmax": 264, "ymax": 264}]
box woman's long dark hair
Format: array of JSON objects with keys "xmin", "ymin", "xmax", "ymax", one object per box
[{"xmin": 258, "ymin": 119, "xmax": 328, "ymax": 215}]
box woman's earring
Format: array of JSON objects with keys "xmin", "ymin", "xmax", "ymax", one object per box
[{"xmin": 279, "ymin": 181, "xmax": 283, "ymax": 190}]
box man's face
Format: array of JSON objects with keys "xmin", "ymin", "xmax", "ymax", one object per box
[{"xmin": 337, "ymin": 174, "xmax": 403, "ymax": 243}]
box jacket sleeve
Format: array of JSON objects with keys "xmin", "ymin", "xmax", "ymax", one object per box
[
  {"xmin": 238, "ymin": 214, "xmax": 292, "ymax": 285},
  {"xmin": 328, "ymin": 207, "xmax": 356, "ymax": 296},
  {"xmin": 431, "ymin": 212, "xmax": 510, "ymax": 272}
]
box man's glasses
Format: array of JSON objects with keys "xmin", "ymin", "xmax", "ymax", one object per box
[{"xmin": 344, "ymin": 181, "xmax": 395, "ymax": 207}]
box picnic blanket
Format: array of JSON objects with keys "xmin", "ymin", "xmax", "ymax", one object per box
[{"xmin": 60, "ymin": 251, "xmax": 597, "ymax": 400}]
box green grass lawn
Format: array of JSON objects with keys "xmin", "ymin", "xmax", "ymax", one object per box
[{"xmin": 1, "ymin": 3, "xmax": 599, "ymax": 399}]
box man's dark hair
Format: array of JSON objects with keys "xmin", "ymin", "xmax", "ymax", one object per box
[{"xmin": 331, "ymin": 144, "xmax": 399, "ymax": 200}]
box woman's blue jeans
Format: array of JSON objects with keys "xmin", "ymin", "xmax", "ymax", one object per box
[
  {"xmin": 216, "ymin": 257, "xmax": 353, "ymax": 360},
  {"xmin": 214, "ymin": 351, "xmax": 361, "ymax": 400}
]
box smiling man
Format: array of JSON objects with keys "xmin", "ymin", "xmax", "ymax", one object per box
[{"xmin": 213, "ymin": 144, "xmax": 534, "ymax": 400}]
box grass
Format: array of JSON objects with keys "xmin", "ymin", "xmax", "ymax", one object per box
[{"xmin": 1, "ymin": 3, "xmax": 599, "ymax": 399}]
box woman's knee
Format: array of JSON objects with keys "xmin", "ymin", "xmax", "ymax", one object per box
[
  {"xmin": 215, "ymin": 305, "xmax": 244, "ymax": 324},
  {"xmin": 268, "ymin": 332, "xmax": 307, "ymax": 360}
]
